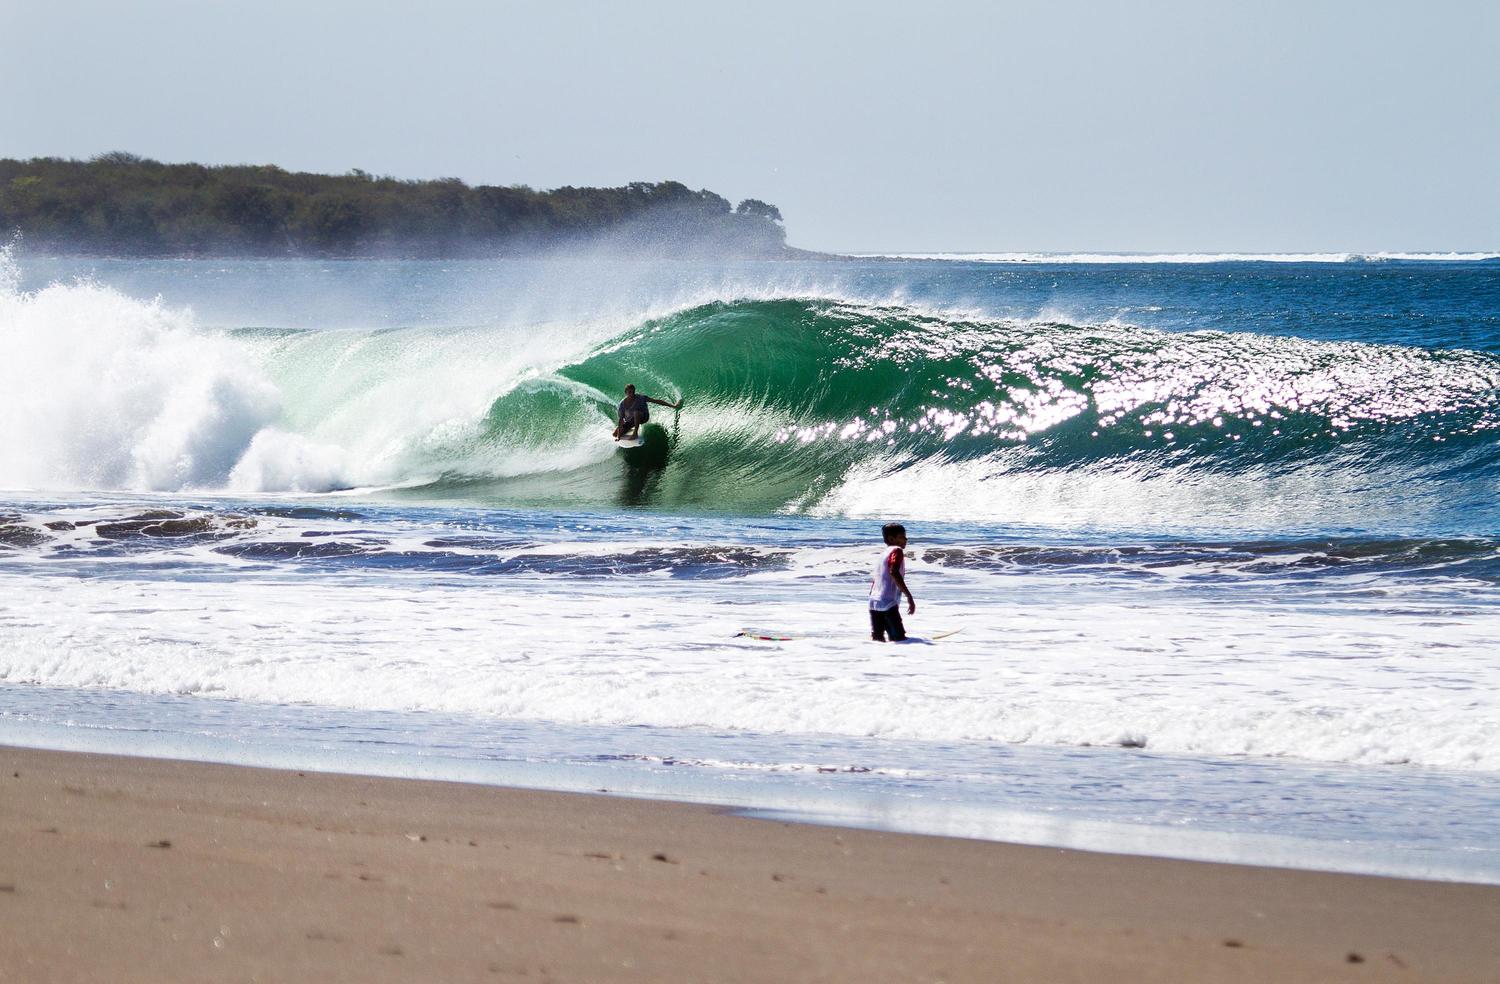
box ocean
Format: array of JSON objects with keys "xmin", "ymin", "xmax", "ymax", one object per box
[{"xmin": 3, "ymin": 248, "xmax": 1498, "ymax": 884}]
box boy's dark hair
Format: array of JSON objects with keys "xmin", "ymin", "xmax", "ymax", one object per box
[{"xmin": 881, "ymin": 523, "xmax": 906, "ymax": 545}]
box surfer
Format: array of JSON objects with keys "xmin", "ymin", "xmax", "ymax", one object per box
[
  {"xmin": 869, "ymin": 523, "xmax": 915, "ymax": 642},
  {"xmin": 613, "ymin": 384, "xmax": 681, "ymax": 440}
]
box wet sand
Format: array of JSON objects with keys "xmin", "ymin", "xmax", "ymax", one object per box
[{"xmin": 1, "ymin": 745, "xmax": 1497, "ymax": 983}]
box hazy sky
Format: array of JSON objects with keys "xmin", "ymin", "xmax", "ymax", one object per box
[{"xmin": 3, "ymin": 0, "xmax": 1497, "ymax": 252}]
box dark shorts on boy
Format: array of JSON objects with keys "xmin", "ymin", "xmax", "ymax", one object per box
[{"xmin": 870, "ymin": 605, "xmax": 906, "ymax": 642}]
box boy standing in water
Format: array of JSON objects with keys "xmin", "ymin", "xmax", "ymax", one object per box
[{"xmin": 869, "ymin": 523, "xmax": 915, "ymax": 642}]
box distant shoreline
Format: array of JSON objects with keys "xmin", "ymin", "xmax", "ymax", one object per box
[
  {"xmin": 11, "ymin": 244, "xmax": 842, "ymax": 263},
  {"xmin": 0, "ymin": 154, "xmax": 803, "ymax": 259}
]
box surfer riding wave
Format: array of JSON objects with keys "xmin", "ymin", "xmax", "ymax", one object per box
[{"xmin": 613, "ymin": 384, "xmax": 682, "ymax": 441}]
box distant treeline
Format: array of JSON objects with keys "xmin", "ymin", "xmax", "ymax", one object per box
[{"xmin": 0, "ymin": 153, "xmax": 793, "ymax": 257}]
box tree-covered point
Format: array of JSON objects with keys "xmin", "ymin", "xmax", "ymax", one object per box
[{"xmin": 0, "ymin": 153, "xmax": 795, "ymax": 257}]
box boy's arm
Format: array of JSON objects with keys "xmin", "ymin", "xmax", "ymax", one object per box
[
  {"xmin": 647, "ymin": 396, "xmax": 683, "ymax": 409},
  {"xmin": 888, "ymin": 551, "xmax": 915, "ymax": 615}
]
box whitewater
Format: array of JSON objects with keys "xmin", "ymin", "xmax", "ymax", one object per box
[{"xmin": 3, "ymin": 250, "xmax": 1499, "ymax": 883}]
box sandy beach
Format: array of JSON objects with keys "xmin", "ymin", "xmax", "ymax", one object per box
[{"xmin": 0, "ymin": 746, "xmax": 1494, "ymax": 982}]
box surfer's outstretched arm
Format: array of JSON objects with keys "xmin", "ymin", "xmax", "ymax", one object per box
[{"xmin": 646, "ymin": 396, "xmax": 683, "ymax": 409}]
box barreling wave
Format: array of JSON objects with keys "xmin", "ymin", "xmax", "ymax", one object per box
[
  {"xmin": 3, "ymin": 250, "xmax": 1499, "ymax": 530},
  {"xmin": 413, "ymin": 298, "xmax": 1500, "ymax": 524}
]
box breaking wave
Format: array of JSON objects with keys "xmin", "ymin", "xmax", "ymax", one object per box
[{"xmin": 4, "ymin": 251, "xmax": 1499, "ymax": 531}]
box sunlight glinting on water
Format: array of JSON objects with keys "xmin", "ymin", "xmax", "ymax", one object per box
[{"xmin": 773, "ymin": 314, "xmax": 1500, "ymax": 456}]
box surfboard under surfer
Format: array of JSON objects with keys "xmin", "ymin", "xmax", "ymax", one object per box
[{"xmin": 613, "ymin": 384, "xmax": 682, "ymax": 440}]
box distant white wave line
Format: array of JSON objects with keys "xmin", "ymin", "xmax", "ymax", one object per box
[{"xmin": 855, "ymin": 251, "xmax": 1500, "ymax": 264}]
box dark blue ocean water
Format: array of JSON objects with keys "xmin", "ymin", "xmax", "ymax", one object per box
[{"xmin": 23, "ymin": 253, "xmax": 1500, "ymax": 348}]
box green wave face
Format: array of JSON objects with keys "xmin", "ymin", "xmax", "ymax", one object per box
[
  {"xmin": 234, "ymin": 295, "xmax": 1500, "ymax": 522},
  {"xmin": 551, "ymin": 299, "xmax": 951, "ymax": 511},
  {"xmin": 413, "ymin": 299, "xmax": 896, "ymax": 511},
  {"xmin": 255, "ymin": 297, "xmax": 1500, "ymax": 521}
]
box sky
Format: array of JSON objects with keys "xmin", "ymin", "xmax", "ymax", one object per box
[{"xmin": 2, "ymin": 0, "xmax": 1497, "ymax": 253}]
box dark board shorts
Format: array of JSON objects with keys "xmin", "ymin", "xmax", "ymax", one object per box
[{"xmin": 869, "ymin": 605, "xmax": 906, "ymax": 642}]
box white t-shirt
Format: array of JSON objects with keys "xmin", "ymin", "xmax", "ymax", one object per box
[{"xmin": 869, "ymin": 546, "xmax": 905, "ymax": 610}]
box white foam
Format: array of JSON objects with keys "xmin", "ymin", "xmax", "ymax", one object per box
[
  {"xmin": 3, "ymin": 555, "xmax": 1496, "ymax": 774},
  {"xmin": 0, "ymin": 250, "xmax": 284, "ymax": 491},
  {"xmin": 0, "ymin": 249, "xmax": 622, "ymax": 494},
  {"xmin": 803, "ymin": 452, "xmax": 1450, "ymax": 532},
  {"xmin": 227, "ymin": 429, "xmax": 353, "ymax": 493}
]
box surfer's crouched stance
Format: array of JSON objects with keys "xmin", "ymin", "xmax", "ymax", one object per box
[{"xmin": 613, "ymin": 384, "xmax": 682, "ymax": 440}]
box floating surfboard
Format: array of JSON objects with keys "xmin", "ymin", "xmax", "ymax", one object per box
[
  {"xmin": 615, "ymin": 434, "xmax": 645, "ymax": 449},
  {"xmin": 736, "ymin": 627, "xmax": 826, "ymax": 641},
  {"xmin": 737, "ymin": 627, "xmax": 961, "ymax": 642}
]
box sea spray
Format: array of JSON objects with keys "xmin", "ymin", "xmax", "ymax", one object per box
[{"xmin": 0, "ymin": 247, "xmax": 284, "ymax": 490}]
